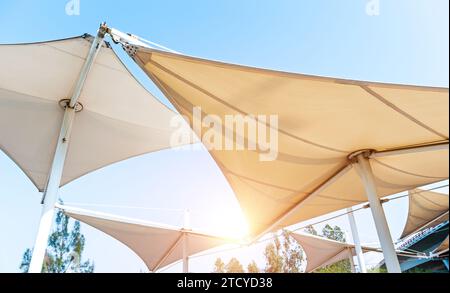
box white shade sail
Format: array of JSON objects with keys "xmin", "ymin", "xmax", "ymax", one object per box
[
  {"xmin": 401, "ymin": 189, "xmax": 449, "ymax": 239},
  {"xmin": 291, "ymin": 232, "xmax": 373, "ymax": 273},
  {"xmin": 126, "ymin": 45, "xmax": 449, "ymax": 238},
  {"xmin": 60, "ymin": 205, "xmax": 232, "ymax": 272},
  {"xmin": 0, "ymin": 35, "xmax": 189, "ymax": 191}
]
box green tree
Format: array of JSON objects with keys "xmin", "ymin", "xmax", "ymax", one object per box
[
  {"xmin": 281, "ymin": 230, "xmax": 303, "ymax": 273},
  {"xmin": 370, "ymin": 266, "xmax": 429, "ymax": 273},
  {"xmin": 322, "ymin": 224, "xmax": 346, "ymax": 242},
  {"xmin": 304, "ymin": 225, "xmax": 318, "ymax": 236},
  {"xmin": 20, "ymin": 209, "xmax": 94, "ymax": 273},
  {"xmin": 264, "ymin": 236, "xmax": 284, "ymax": 273},
  {"xmin": 315, "ymin": 225, "xmax": 352, "ymax": 273},
  {"xmin": 314, "ymin": 260, "xmax": 352, "ymax": 273},
  {"xmin": 247, "ymin": 260, "xmax": 260, "ymax": 273},
  {"xmin": 225, "ymin": 258, "xmax": 245, "ymax": 273},
  {"xmin": 213, "ymin": 258, "xmax": 226, "ymax": 273},
  {"xmin": 264, "ymin": 230, "xmax": 304, "ymax": 273},
  {"xmin": 368, "ymin": 267, "xmax": 388, "ymax": 273}
]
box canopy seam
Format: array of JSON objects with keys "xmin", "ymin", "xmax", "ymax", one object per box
[
  {"xmin": 147, "ymin": 59, "xmax": 349, "ymax": 154},
  {"xmin": 361, "ymin": 85, "xmax": 447, "ymax": 139},
  {"xmin": 373, "ymin": 158, "xmax": 448, "ymax": 179}
]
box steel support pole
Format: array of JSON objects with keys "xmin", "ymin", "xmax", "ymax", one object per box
[
  {"xmin": 182, "ymin": 209, "xmax": 190, "ymax": 273},
  {"xmin": 347, "ymin": 208, "xmax": 367, "ymax": 273},
  {"xmin": 353, "ymin": 153, "xmax": 401, "ymax": 273},
  {"xmin": 348, "ymin": 248, "xmax": 356, "ymax": 273},
  {"xmin": 182, "ymin": 232, "xmax": 189, "ymax": 273},
  {"xmin": 28, "ymin": 25, "xmax": 106, "ymax": 273}
]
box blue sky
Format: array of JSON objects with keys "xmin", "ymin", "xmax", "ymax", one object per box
[{"xmin": 0, "ymin": 0, "xmax": 448, "ymax": 272}]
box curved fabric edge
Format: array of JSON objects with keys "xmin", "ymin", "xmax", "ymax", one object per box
[{"xmin": 134, "ymin": 46, "xmax": 449, "ymax": 92}]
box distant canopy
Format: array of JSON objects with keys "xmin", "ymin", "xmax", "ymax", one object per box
[
  {"xmin": 401, "ymin": 189, "xmax": 449, "ymax": 239},
  {"xmin": 291, "ymin": 232, "xmax": 375, "ymax": 273},
  {"xmin": 126, "ymin": 44, "xmax": 449, "ymax": 238},
  {"xmin": 61, "ymin": 205, "xmax": 231, "ymax": 272},
  {"xmin": 0, "ymin": 35, "xmax": 191, "ymax": 192}
]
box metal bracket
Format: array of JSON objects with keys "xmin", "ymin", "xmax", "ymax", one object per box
[
  {"xmin": 58, "ymin": 99, "xmax": 84, "ymax": 112},
  {"xmin": 348, "ymin": 149, "xmax": 375, "ymax": 163},
  {"xmin": 98, "ymin": 22, "xmax": 108, "ymax": 38},
  {"xmin": 363, "ymin": 198, "xmax": 390, "ymax": 209},
  {"xmin": 123, "ymin": 43, "xmax": 138, "ymax": 58}
]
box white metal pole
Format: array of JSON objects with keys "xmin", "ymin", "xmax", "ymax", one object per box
[
  {"xmin": 353, "ymin": 153, "xmax": 402, "ymax": 273},
  {"xmin": 182, "ymin": 209, "xmax": 190, "ymax": 273},
  {"xmin": 182, "ymin": 232, "xmax": 189, "ymax": 273},
  {"xmin": 28, "ymin": 25, "xmax": 107, "ymax": 273},
  {"xmin": 348, "ymin": 248, "xmax": 356, "ymax": 273},
  {"xmin": 347, "ymin": 208, "xmax": 367, "ymax": 273}
]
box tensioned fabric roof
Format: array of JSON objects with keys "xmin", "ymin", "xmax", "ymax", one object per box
[
  {"xmin": 401, "ymin": 189, "xmax": 449, "ymax": 239},
  {"xmin": 126, "ymin": 45, "xmax": 449, "ymax": 238},
  {"xmin": 291, "ymin": 232, "xmax": 374, "ymax": 273},
  {"xmin": 60, "ymin": 205, "xmax": 231, "ymax": 272},
  {"xmin": 433, "ymin": 236, "xmax": 449, "ymax": 256},
  {"xmin": 0, "ymin": 35, "xmax": 189, "ymax": 191}
]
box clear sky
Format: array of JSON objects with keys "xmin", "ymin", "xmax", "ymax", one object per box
[{"xmin": 0, "ymin": 0, "xmax": 448, "ymax": 273}]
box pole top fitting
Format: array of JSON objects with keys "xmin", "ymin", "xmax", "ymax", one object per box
[
  {"xmin": 98, "ymin": 22, "xmax": 108, "ymax": 38},
  {"xmin": 362, "ymin": 198, "xmax": 390, "ymax": 209},
  {"xmin": 59, "ymin": 99, "xmax": 84, "ymax": 112},
  {"xmin": 347, "ymin": 149, "xmax": 375, "ymax": 163}
]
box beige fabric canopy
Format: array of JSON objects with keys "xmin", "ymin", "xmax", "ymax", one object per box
[
  {"xmin": 0, "ymin": 35, "xmax": 189, "ymax": 191},
  {"xmin": 127, "ymin": 45, "xmax": 449, "ymax": 238},
  {"xmin": 401, "ymin": 189, "xmax": 449, "ymax": 239},
  {"xmin": 291, "ymin": 232, "xmax": 374, "ymax": 273},
  {"xmin": 60, "ymin": 205, "xmax": 231, "ymax": 271},
  {"xmin": 433, "ymin": 236, "xmax": 449, "ymax": 256}
]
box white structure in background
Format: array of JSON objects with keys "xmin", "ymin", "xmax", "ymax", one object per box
[
  {"xmin": 0, "ymin": 24, "xmax": 193, "ymax": 272},
  {"xmin": 59, "ymin": 205, "xmax": 234, "ymax": 273},
  {"xmin": 347, "ymin": 207, "xmax": 367, "ymax": 273},
  {"xmin": 119, "ymin": 33, "xmax": 449, "ymax": 273},
  {"xmin": 375, "ymin": 188, "xmax": 449, "ymax": 271}
]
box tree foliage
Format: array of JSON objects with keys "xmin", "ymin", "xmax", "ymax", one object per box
[
  {"xmin": 368, "ymin": 267, "xmax": 388, "ymax": 273},
  {"xmin": 247, "ymin": 260, "xmax": 260, "ymax": 273},
  {"xmin": 263, "ymin": 237, "xmax": 283, "ymax": 273},
  {"xmin": 264, "ymin": 230, "xmax": 304, "ymax": 273},
  {"xmin": 322, "ymin": 224, "xmax": 346, "ymax": 242},
  {"xmin": 213, "ymin": 258, "xmax": 260, "ymax": 273},
  {"xmin": 213, "ymin": 258, "xmax": 226, "ymax": 273},
  {"xmin": 306, "ymin": 225, "xmax": 352, "ymax": 273},
  {"xmin": 225, "ymin": 257, "xmax": 245, "ymax": 273},
  {"xmin": 304, "ymin": 225, "xmax": 318, "ymax": 236},
  {"xmin": 20, "ymin": 209, "xmax": 94, "ymax": 273},
  {"xmin": 211, "ymin": 225, "xmax": 353, "ymax": 273},
  {"xmin": 314, "ymin": 260, "xmax": 352, "ymax": 273}
]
